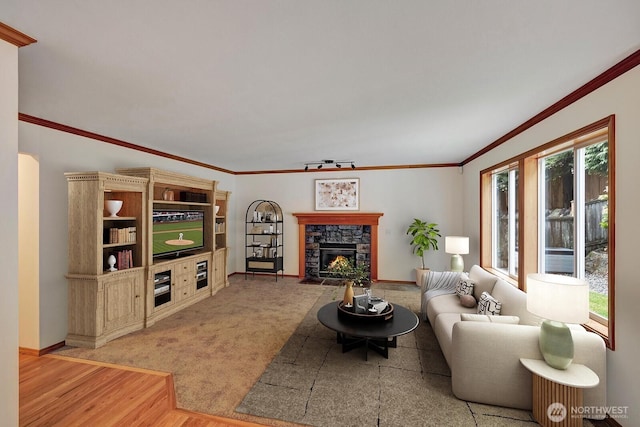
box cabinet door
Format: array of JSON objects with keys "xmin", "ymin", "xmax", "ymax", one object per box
[
  {"xmin": 103, "ymin": 273, "xmax": 144, "ymax": 333},
  {"xmin": 214, "ymin": 249, "xmax": 227, "ymax": 288}
]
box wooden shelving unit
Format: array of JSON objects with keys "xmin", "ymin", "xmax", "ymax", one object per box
[
  {"xmin": 65, "ymin": 172, "xmax": 148, "ymax": 348},
  {"xmin": 214, "ymin": 190, "xmax": 230, "ymax": 290},
  {"xmin": 65, "ymin": 168, "xmax": 230, "ymax": 346},
  {"xmin": 245, "ymin": 200, "xmax": 284, "ymax": 280}
]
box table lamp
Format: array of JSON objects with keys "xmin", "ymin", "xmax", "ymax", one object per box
[
  {"xmin": 445, "ymin": 236, "xmax": 469, "ymax": 272},
  {"xmin": 526, "ymin": 273, "xmax": 589, "ymax": 370}
]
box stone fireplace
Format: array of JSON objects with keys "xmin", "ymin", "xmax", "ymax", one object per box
[{"xmin": 292, "ymin": 212, "xmax": 383, "ymax": 280}]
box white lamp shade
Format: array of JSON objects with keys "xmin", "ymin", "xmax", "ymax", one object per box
[
  {"xmin": 445, "ymin": 236, "xmax": 469, "ymax": 255},
  {"xmin": 526, "ymin": 273, "xmax": 589, "ymax": 324}
]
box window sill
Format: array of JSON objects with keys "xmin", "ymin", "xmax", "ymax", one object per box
[
  {"xmin": 481, "ymin": 266, "xmax": 520, "ymax": 289},
  {"xmin": 583, "ymin": 319, "xmax": 612, "ymax": 350}
]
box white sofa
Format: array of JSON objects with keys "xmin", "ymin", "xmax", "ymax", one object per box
[{"xmin": 421, "ymin": 265, "xmax": 607, "ymax": 417}]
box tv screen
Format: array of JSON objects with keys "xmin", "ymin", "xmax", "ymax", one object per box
[{"xmin": 152, "ymin": 209, "xmax": 204, "ymax": 257}]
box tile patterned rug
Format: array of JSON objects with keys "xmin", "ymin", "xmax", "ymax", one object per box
[{"xmin": 236, "ymin": 286, "xmax": 554, "ymax": 427}]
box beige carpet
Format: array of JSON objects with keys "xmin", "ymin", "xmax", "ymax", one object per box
[
  {"xmin": 56, "ymin": 275, "xmax": 328, "ymax": 425},
  {"xmin": 56, "ymin": 276, "xmax": 597, "ymax": 427}
]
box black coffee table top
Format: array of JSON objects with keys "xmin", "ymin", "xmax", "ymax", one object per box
[{"xmin": 317, "ymin": 301, "xmax": 419, "ymax": 339}]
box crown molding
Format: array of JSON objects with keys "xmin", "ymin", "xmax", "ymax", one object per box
[
  {"xmin": 0, "ymin": 22, "xmax": 37, "ymax": 47},
  {"xmin": 462, "ymin": 48, "xmax": 640, "ymax": 166}
]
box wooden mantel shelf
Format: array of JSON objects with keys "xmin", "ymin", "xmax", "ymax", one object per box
[
  {"xmin": 292, "ymin": 212, "xmax": 383, "ymax": 225},
  {"xmin": 292, "ymin": 212, "xmax": 384, "ymax": 280}
]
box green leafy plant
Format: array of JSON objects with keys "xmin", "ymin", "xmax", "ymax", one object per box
[
  {"xmin": 326, "ymin": 256, "xmax": 370, "ymax": 286},
  {"xmin": 406, "ymin": 219, "xmax": 441, "ymax": 269}
]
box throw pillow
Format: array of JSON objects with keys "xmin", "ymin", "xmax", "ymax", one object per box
[
  {"xmin": 459, "ymin": 294, "xmax": 476, "ymax": 308},
  {"xmin": 455, "ymin": 275, "xmax": 475, "ymax": 297},
  {"xmin": 477, "ymin": 291, "xmax": 502, "ymax": 315}
]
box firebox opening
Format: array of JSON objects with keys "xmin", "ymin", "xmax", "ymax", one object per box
[{"xmin": 319, "ymin": 243, "xmax": 357, "ymax": 277}]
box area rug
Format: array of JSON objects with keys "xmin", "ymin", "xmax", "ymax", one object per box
[{"xmin": 236, "ymin": 285, "xmax": 545, "ymax": 427}]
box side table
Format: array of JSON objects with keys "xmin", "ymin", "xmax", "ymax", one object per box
[{"xmin": 520, "ymin": 358, "xmax": 599, "ymax": 427}]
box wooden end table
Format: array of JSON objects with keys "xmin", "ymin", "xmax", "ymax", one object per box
[{"xmin": 520, "ymin": 358, "xmax": 599, "ymax": 427}]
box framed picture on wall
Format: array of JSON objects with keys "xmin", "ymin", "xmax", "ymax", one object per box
[{"xmin": 315, "ymin": 178, "xmax": 360, "ymax": 210}]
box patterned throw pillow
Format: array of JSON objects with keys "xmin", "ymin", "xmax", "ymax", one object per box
[
  {"xmin": 456, "ymin": 275, "xmax": 475, "ymax": 297},
  {"xmin": 477, "ymin": 291, "xmax": 502, "ymax": 315}
]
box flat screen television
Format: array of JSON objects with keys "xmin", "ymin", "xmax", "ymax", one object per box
[{"xmin": 152, "ymin": 209, "xmax": 205, "ymax": 258}]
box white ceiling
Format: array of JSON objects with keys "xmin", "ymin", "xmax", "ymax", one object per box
[{"xmin": 5, "ymin": 1, "xmax": 640, "ymax": 172}]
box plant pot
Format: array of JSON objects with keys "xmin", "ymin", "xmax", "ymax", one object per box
[{"xmin": 415, "ymin": 268, "xmax": 430, "ymax": 287}]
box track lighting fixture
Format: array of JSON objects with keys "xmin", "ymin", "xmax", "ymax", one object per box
[{"xmin": 303, "ymin": 159, "xmax": 356, "ymax": 171}]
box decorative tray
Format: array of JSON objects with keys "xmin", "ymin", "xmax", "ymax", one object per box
[{"xmin": 337, "ymin": 301, "xmax": 394, "ymax": 322}]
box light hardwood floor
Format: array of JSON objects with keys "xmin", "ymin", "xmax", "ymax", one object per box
[{"xmin": 19, "ymin": 353, "xmax": 266, "ymax": 427}]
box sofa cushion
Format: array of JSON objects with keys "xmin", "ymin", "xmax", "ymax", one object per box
[
  {"xmin": 460, "ymin": 313, "xmax": 520, "ymax": 324},
  {"xmin": 425, "ymin": 293, "xmax": 476, "ymax": 326},
  {"xmin": 491, "ymin": 279, "xmax": 543, "ymax": 326},
  {"xmin": 468, "ymin": 265, "xmax": 498, "ymax": 301},
  {"xmin": 477, "ymin": 292, "xmax": 502, "ymax": 315}
]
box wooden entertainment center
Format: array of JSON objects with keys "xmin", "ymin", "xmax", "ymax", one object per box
[{"xmin": 65, "ymin": 168, "xmax": 230, "ymax": 348}]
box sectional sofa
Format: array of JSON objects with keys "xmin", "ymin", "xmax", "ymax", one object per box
[{"xmin": 420, "ymin": 265, "xmax": 607, "ymax": 418}]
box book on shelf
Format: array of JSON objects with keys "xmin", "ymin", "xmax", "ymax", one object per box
[
  {"xmin": 115, "ymin": 249, "xmax": 134, "ymax": 269},
  {"xmin": 108, "ymin": 227, "xmax": 137, "ymax": 244}
]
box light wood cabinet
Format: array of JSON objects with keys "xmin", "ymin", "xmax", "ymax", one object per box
[
  {"xmin": 65, "ymin": 172, "xmax": 147, "ymax": 348},
  {"xmin": 66, "ymin": 168, "xmax": 229, "ymax": 347},
  {"xmin": 146, "ymin": 252, "xmax": 212, "ymax": 327},
  {"xmin": 214, "ymin": 190, "xmax": 230, "ymax": 290},
  {"xmin": 66, "ymin": 269, "xmax": 146, "ymax": 348}
]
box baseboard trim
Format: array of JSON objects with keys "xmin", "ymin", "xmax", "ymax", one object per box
[{"xmin": 19, "ymin": 341, "xmax": 65, "ymax": 357}]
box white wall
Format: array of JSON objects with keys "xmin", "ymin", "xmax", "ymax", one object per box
[
  {"xmin": 18, "ymin": 123, "xmax": 237, "ymax": 348},
  {"xmin": 18, "ymin": 120, "xmax": 465, "ymax": 351},
  {"xmin": 236, "ymin": 167, "xmax": 464, "ymax": 281},
  {"xmin": 461, "ymin": 66, "xmax": 640, "ymax": 424},
  {"xmin": 19, "ymin": 153, "xmax": 40, "ymax": 349},
  {"xmin": 0, "ymin": 38, "xmax": 20, "ymax": 426}
]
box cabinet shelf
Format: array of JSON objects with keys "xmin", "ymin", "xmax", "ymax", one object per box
[
  {"xmin": 103, "ymin": 242, "xmax": 137, "ymax": 249},
  {"xmin": 104, "ymin": 216, "xmax": 137, "ymax": 221},
  {"xmin": 152, "ymin": 199, "xmax": 211, "ymax": 207}
]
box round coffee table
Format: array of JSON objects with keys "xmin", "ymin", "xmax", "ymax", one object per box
[{"xmin": 317, "ymin": 301, "xmax": 419, "ymax": 360}]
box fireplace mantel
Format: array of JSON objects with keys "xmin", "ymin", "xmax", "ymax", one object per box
[
  {"xmin": 292, "ymin": 212, "xmax": 383, "ymax": 225},
  {"xmin": 292, "ymin": 212, "xmax": 383, "ymax": 280}
]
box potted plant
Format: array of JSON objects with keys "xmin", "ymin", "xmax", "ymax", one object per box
[
  {"xmin": 406, "ymin": 219, "xmax": 441, "ymax": 283},
  {"xmin": 327, "ymin": 256, "xmax": 370, "ymax": 304}
]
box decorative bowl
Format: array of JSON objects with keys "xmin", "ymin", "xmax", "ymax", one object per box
[
  {"xmin": 105, "ymin": 200, "xmax": 123, "ymax": 217},
  {"xmin": 215, "ymin": 206, "xmax": 221, "ymax": 215}
]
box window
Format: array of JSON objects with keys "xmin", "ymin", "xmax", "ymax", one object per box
[
  {"xmin": 481, "ymin": 116, "xmax": 615, "ymax": 349},
  {"xmin": 492, "ymin": 166, "xmax": 518, "ymax": 277}
]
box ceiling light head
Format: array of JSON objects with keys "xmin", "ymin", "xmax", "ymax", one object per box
[{"xmin": 303, "ymin": 159, "xmax": 356, "ymax": 171}]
